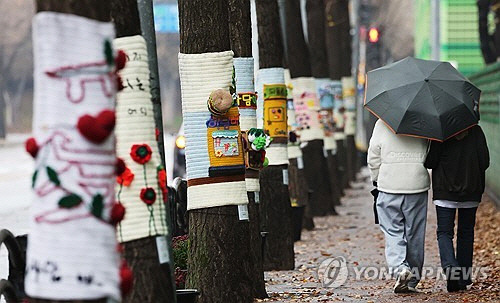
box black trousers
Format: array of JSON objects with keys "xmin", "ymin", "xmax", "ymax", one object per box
[{"xmin": 436, "ymin": 205, "xmax": 478, "ymax": 285}]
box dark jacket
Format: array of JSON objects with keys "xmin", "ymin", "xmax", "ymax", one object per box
[{"xmin": 424, "ymin": 125, "xmax": 489, "ymax": 202}]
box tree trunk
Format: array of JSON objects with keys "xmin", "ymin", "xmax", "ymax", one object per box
[
  {"xmin": 30, "ymin": 2, "xmax": 113, "ymax": 303},
  {"xmin": 288, "ymin": 158, "xmax": 308, "ymax": 240},
  {"xmin": 36, "ymin": 0, "xmax": 110, "ymax": 21},
  {"xmin": 259, "ymin": 165, "xmax": 294, "ymax": 270},
  {"xmin": 110, "ymin": 1, "xmax": 176, "ymax": 302},
  {"xmin": 346, "ymin": 134, "xmax": 357, "ymax": 181},
  {"xmin": 285, "ymin": 0, "xmax": 334, "ymax": 217},
  {"xmin": 306, "ymin": 0, "xmax": 341, "ymax": 209},
  {"xmin": 0, "ymin": 96, "xmax": 5, "ymax": 139},
  {"xmin": 228, "ymin": 0, "xmax": 252, "ymax": 57},
  {"xmin": 179, "ymin": 1, "xmax": 254, "ymax": 302},
  {"xmin": 284, "ymin": 0, "xmax": 311, "ymax": 77},
  {"xmin": 477, "ymin": 0, "xmax": 497, "ymax": 63},
  {"xmin": 228, "ymin": 0, "xmax": 267, "ymax": 298},
  {"xmin": 306, "ymin": 0, "xmax": 328, "ymax": 79},
  {"xmin": 325, "ymin": 0, "xmax": 351, "ymax": 191},
  {"xmin": 255, "ymin": 0, "xmax": 295, "ymax": 271},
  {"xmin": 256, "ymin": 0, "xmax": 285, "ymax": 68},
  {"xmin": 325, "ymin": 0, "xmax": 351, "ymax": 80},
  {"xmin": 121, "ymin": 238, "xmax": 174, "ymax": 303}
]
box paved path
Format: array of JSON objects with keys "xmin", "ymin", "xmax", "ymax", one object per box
[{"xmin": 259, "ymin": 169, "xmax": 499, "ymax": 303}]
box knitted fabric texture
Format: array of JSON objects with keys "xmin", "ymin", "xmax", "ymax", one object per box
[
  {"xmin": 26, "ymin": 12, "xmax": 120, "ymax": 301},
  {"xmin": 291, "ymin": 77, "xmax": 324, "ymax": 142},
  {"xmin": 316, "ymin": 78, "xmax": 337, "ymax": 150},
  {"xmin": 234, "ymin": 57, "xmax": 259, "ymax": 192},
  {"xmin": 285, "ymin": 69, "xmax": 303, "ymax": 160},
  {"xmin": 113, "ymin": 35, "xmax": 168, "ymax": 243},
  {"xmin": 330, "ymin": 80, "xmax": 346, "ymax": 140},
  {"xmin": 256, "ymin": 68, "xmax": 288, "ymax": 165},
  {"xmin": 179, "ymin": 51, "xmax": 247, "ymax": 210},
  {"xmin": 342, "ymin": 77, "xmax": 356, "ymax": 136}
]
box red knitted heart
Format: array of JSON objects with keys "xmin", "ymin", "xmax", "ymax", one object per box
[{"xmin": 77, "ymin": 110, "xmax": 115, "ymax": 144}]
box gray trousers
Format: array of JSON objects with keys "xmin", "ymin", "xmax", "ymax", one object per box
[{"xmin": 376, "ymin": 191, "xmax": 428, "ymax": 286}]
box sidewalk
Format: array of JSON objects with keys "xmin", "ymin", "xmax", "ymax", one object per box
[{"xmin": 259, "ymin": 169, "xmax": 500, "ymax": 303}]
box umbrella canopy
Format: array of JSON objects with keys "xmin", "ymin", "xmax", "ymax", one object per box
[{"xmin": 364, "ymin": 57, "xmax": 481, "ymax": 141}]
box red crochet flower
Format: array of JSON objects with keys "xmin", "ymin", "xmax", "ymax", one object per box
[
  {"xmin": 130, "ymin": 144, "xmax": 152, "ymax": 164},
  {"xmin": 117, "ymin": 167, "xmax": 134, "ymax": 186},
  {"xmin": 115, "ymin": 158, "xmax": 126, "ymax": 176},
  {"xmin": 140, "ymin": 187, "xmax": 156, "ymax": 205},
  {"xmin": 157, "ymin": 167, "xmax": 168, "ymax": 202},
  {"xmin": 110, "ymin": 202, "xmax": 126, "ymax": 225}
]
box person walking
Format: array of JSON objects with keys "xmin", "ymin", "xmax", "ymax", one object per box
[
  {"xmin": 424, "ymin": 125, "xmax": 489, "ymax": 292},
  {"xmin": 368, "ymin": 119, "xmax": 430, "ymax": 293}
]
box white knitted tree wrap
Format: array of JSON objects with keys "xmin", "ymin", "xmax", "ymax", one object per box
[
  {"xmin": 285, "ymin": 69, "xmax": 302, "ymax": 160},
  {"xmin": 342, "ymin": 77, "xmax": 356, "ymax": 136},
  {"xmin": 179, "ymin": 51, "xmax": 247, "ymax": 210},
  {"xmin": 291, "ymin": 77, "xmax": 324, "ymax": 142},
  {"xmin": 113, "ymin": 35, "xmax": 168, "ymax": 243},
  {"xmin": 26, "ymin": 12, "xmax": 120, "ymax": 300},
  {"xmin": 256, "ymin": 67, "xmax": 288, "ymax": 165},
  {"xmin": 234, "ymin": 57, "xmax": 259, "ymax": 192}
]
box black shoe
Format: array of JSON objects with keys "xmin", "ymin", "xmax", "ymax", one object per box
[{"xmin": 445, "ymin": 267, "xmax": 461, "ymax": 292}]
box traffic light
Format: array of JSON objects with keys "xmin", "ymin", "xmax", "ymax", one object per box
[
  {"xmin": 368, "ymin": 27, "xmax": 379, "ymax": 43},
  {"xmin": 366, "ymin": 27, "xmax": 382, "ymax": 70}
]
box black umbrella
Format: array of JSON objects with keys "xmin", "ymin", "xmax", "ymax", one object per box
[{"xmin": 364, "ymin": 57, "xmax": 480, "ymax": 142}]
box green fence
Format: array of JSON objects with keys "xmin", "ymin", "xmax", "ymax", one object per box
[
  {"xmin": 469, "ymin": 63, "xmax": 500, "ymax": 201},
  {"xmin": 414, "ymin": 0, "xmax": 485, "ymax": 76}
]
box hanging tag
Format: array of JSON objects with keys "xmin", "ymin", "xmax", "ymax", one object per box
[
  {"xmin": 238, "ymin": 204, "xmax": 249, "ymax": 221},
  {"xmin": 156, "ymin": 236, "xmax": 170, "ymax": 264},
  {"xmin": 323, "ymin": 147, "xmax": 328, "ymax": 158},
  {"xmin": 254, "ymin": 191, "xmax": 260, "ymax": 204},
  {"xmin": 331, "ymin": 148, "xmax": 337, "ymax": 155},
  {"xmin": 282, "ymin": 169, "xmax": 289, "ymax": 185},
  {"xmin": 297, "ymin": 156, "xmax": 304, "ymax": 169}
]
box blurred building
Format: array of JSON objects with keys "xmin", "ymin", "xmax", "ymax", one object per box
[{"xmin": 414, "ymin": 0, "xmax": 485, "ymax": 75}]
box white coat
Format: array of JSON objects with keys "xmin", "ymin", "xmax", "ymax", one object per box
[{"xmin": 368, "ymin": 120, "xmax": 430, "ymax": 194}]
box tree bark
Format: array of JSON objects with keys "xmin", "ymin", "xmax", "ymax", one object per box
[
  {"xmin": 477, "ymin": 0, "xmax": 497, "ymax": 63},
  {"xmin": 179, "ymin": 1, "xmax": 254, "ymax": 302},
  {"xmin": 255, "ymin": 0, "xmax": 295, "ymax": 271},
  {"xmin": 228, "ymin": 0, "xmax": 252, "ymax": 58},
  {"xmin": 110, "ymin": 1, "xmax": 176, "ymax": 302},
  {"xmin": 325, "ymin": 0, "xmax": 352, "ymax": 191},
  {"xmin": 259, "ymin": 165, "xmax": 294, "ymax": 270},
  {"xmin": 36, "ymin": 0, "xmax": 110, "ymax": 22},
  {"xmin": 284, "ymin": 0, "xmax": 311, "ymax": 77},
  {"xmin": 179, "ymin": 0, "xmax": 230, "ymax": 54},
  {"xmin": 325, "ymin": 0, "xmax": 351, "ymax": 80},
  {"xmin": 327, "ymin": 152, "xmax": 343, "ymax": 201},
  {"xmin": 288, "ymin": 158, "xmax": 308, "ymax": 240},
  {"xmin": 255, "ymin": 0, "xmax": 284, "ymax": 68},
  {"xmin": 228, "ymin": 0, "xmax": 267, "ymax": 298},
  {"xmin": 346, "ymin": 134, "xmax": 357, "ymax": 181},
  {"xmin": 285, "ymin": 0, "xmax": 335, "ymax": 216},
  {"xmin": 111, "ymin": 0, "xmax": 141, "ymax": 38},
  {"xmin": 121, "ymin": 238, "xmax": 174, "ymax": 303},
  {"xmin": 31, "ymin": 2, "xmax": 111, "ymax": 302},
  {"xmin": 306, "ymin": 0, "xmax": 341, "ymax": 209},
  {"xmin": 306, "ymin": 0, "xmax": 329, "ymax": 78}
]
